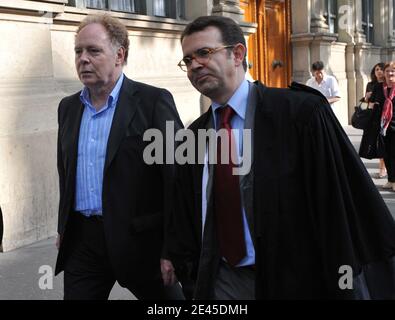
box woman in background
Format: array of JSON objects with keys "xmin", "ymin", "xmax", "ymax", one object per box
[
  {"xmin": 364, "ymin": 63, "xmax": 386, "ymax": 178},
  {"xmin": 370, "ymin": 61, "xmax": 395, "ymax": 190}
]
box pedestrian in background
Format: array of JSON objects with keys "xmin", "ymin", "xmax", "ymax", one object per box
[
  {"xmin": 359, "ymin": 62, "xmax": 387, "ymax": 178},
  {"xmin": 370, "ymin": 61, "xmax": 395, "ymax": 191},
  {"xmin": 306, "ymin": 60, "xmax": 341, "ymax": 105}
]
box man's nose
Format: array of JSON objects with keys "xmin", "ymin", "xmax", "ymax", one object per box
[
  {"xmin": 190, "ymin": 58, "xmax": 203, "ymax": 71},
  {"xmin": 77, "ymin": 51, "xmax": 90, "ymax": 63}
]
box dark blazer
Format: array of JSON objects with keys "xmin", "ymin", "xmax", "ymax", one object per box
[
  {"xmin": 55, "ymin": 76, "xmax": 183, "ymax": 288},
  {"xmin": 171, "ymin": 81, "xmax": 395, "ymax": 299}
]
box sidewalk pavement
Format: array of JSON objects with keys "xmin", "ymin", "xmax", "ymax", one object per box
[
  {"xmin": 0, "ymin": 236, "xmax": 136, "ymax": 300},
  {"xmin": 0, "ymin": 125, "xmax": 394, "ymax": 300},
  {"xmin": 345, "ymin": 126, "xmax": 395, "ymax": 217}
]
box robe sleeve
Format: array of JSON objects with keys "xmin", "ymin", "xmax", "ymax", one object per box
[
  {"xmin": 302, "ymin": 99, "xmax": 395, "ymax": 299},
  {"xmin": 152, "ymin": 88, "xmax": 184, "ymax": 260},
  {"xmin": 167, "ymin": 159, "xmax": 201, "ymax": 299}
]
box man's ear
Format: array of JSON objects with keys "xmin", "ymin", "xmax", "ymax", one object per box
[
  {"xmin": 233, "ymin": 43, "xmax": 246, "ymax": 68},
  {"xmin": 116, "ymin": 46, "xmax": 126, "ymax": 66}
]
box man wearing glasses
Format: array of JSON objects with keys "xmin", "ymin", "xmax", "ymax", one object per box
[{"xmin": 169, "ymin": 15, "xmax": 395, "ymax": 299}]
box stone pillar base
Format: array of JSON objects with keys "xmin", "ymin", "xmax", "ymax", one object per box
[{"xmin": 212, "ymin": 0, "xmax": 244, "ymax": 21}]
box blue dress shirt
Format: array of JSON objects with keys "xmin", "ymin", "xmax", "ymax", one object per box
[{"xmin": 74, "ymin": 73, "xmax": 124, "ymax": 217}]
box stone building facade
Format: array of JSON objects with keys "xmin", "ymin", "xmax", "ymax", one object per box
[{"xmin": 291, "ymin": 0, "xmax": 395, "ymax": 126}]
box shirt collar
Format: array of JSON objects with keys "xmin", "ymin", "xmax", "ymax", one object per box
[
  {"xmin": 315, "ymin": 74, "xmax": 328, "ymax": 85},
  {"xmin": 80, "ymin": 73, "xmax": 124, "ymax": 113},
  {"xmin": 211, "ymin": 79, "xmax": 249, "ymax": 125}
]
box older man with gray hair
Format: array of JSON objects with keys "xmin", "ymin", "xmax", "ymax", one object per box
[{"xmin": 55, "ymin": 14, "xmax": 184, "ymax": 300}]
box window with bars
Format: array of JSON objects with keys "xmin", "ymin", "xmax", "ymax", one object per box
[
  {"xmin": 153, "ymin": 0, "xmax": 185, "ymax": 19},
  {"xmin": 70, "ymin": 0, "xmax": 185, "ymax": 19},
  {"xmin": 323, "ymin": 0, "xmax": 338, "ymax": 33},
  {"xmin": 153, "ymin": 0, "xmax": 166, "ymax": 16},
  {"xmin": 361, "ymin": 0, "xmax": 374, "ymax": 43}
]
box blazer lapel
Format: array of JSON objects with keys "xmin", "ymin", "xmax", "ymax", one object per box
[
  {"xmin": 190, "ymin": 110, "xmax": 212, "ymax": 243},
  {"xmin": 68, "ymin": 97, "xmax": 84, "ymax": 174},
  {"xmin": 193, "ymin": 108, "xmax": 221, "ymax": 299},
  {"xmin": 202, "ymin": 111, "xmax": 215, "ymax": 239},
  {"xmin": 104, "ymin": 77, "xmax": 138, "ymax": 173},
  {"xmin": 253, "ymin": 81, "xmax": 278, "ymax": 237},
  {"xmin": 62, "ymin": 95, "xmax": 84, "ymax": 209},
  {"xmin": 240, "ymin": 82, "xmax": 258, "ymax": 244}
]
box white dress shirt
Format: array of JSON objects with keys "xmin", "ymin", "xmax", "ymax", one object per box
[{"xmin": 306, "ymin": 74, "xmax": 340, "ymax": 99}]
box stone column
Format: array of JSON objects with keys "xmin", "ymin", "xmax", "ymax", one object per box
[
  {"xmin": 353, "ymin": 0, "xmax": 371, "ymax": 118},
  {"xmin": 373, "ymin": 0, "xmax": 387, "ymax": 46},
  {"xmin": 354, "ymin": 43, "xmax": 372, "ymax": 97},
  {"xmin": 386, "ymin": 0, "xmax": 395, "ymax": 48},
  {"xmin": 291, "ymin": 0, "xmax": 313, "ymax": 83},
  {"xmin": 291, "ymin": 34, "xmax": 314, "ymax": 83},
  {"xmin": 310, "ymin": 33, "xmax": 338, "ymax": 66},
  {"xmin": 212, "ymin": 0, "xmax": 244, "ymax": 21},
  {"xmin": 354, "ymin": 0, "xmax": 367, "ymax": 43},
  {"xmin": 337, "ymin": 0, "xmax": 357, "ymax": 121},
  {"xmin": 310, "ymin": 0, "xmax": 329, "ymax": 33},
  {"xmin": 345, "ymin": 43, "xmax": 357, "ymax": 121},
  {"xmin": 337, "ymin": 0, "xmax": 355, "ymax": 43}
]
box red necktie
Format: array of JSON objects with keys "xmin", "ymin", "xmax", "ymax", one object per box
[{"xmin": 214, "ymin": 106, "xmax": 246, "ymax": 266}]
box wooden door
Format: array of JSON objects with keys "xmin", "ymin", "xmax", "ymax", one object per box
[
  {"xmin": 241, "ymin": 0, "xmax": 291, "ymax": 88},
  {"xmin": 240, "ymin": 0, "xmax": 259, "ymax": 80},
  {"xmin": 264, "ymin": 0, "xmax": 291, "ymax": 87}
]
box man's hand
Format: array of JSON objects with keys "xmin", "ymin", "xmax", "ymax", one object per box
[
  {"xmin": 327, "ymin": 96, "xmax": 341, "ymax": 104},
  {"xmin": 56, "ymin": 233, "xmax": 61, "ymax": 250},
  {"xmin": 160, "ymin": 259, "xmax": 177, "ymax": 286}
]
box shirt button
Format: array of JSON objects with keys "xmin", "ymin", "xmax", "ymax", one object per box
[
  {"xmin": 89, "ymin": 162, "xmax": 93, "ymax": 166},
  {"xmin": 91, "ymin": 138, "xmax": 95, "ymax": 142}
]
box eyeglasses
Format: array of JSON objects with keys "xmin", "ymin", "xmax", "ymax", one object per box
[{"xmin": 177, "ymin": 45, "xmax": 235, "ymax": 72}]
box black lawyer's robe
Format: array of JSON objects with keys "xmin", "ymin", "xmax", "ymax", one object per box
[
  {"xmin": 55, "ymin": 76, "xmax": 183, "ymax": 289},
  {"xmin": 170, "ymin": 81, "xmax": 395, "ymax": 299}
]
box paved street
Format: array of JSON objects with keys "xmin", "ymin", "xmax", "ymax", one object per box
[
  {"xmin": 0, "ymin": 126, "xmax": 394, "ymax": 300},
  {"xmin": 0, "ymin": 237, "xmax": 136, "ymax": 300}
]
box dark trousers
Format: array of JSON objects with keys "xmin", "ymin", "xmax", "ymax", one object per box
[
  {"xmin": 384, "ymin": 130, "xmax": 395, "ymax": 182},
  {"xmin": 213, "ymin": 260, "xmax": 255, "ymax": 300},
  {"xmin": 63, "ymin": 213, "xmax": 183, "ymax": 300}
]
